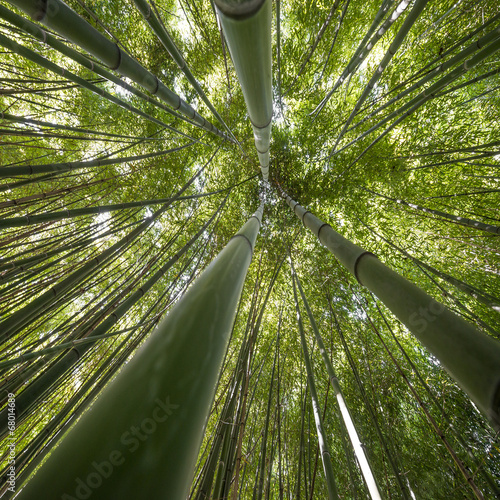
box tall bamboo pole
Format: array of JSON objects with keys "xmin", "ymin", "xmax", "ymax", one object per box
[
  {"xmin": 291, "ymin": 269, "xmax": 339, "ymax": 500},
  {"xmin": 214, "ymin": 0, "xmax": 272, "ymax": 181},
  {"xmin": 15, "ymin": 202, "xmax": 264, "ymax": 499},
  {"xmin": 131, "ymin": 0, "xmax": 239, "ymax": 146},
  {"xmin": 3, "ymin": 0, "xmax": 229, "ymax": 140},
  {"xmin": 280, "ymin": 188, "xmax": 500, "ymax": 429},
  {"xmin": 293, "ymin": 269, "xmax": 382, "ymax": 499}
]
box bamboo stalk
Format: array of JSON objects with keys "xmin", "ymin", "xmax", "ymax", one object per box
[
  {"xmin": 291, "ymin": 269, "xmax": 339, "ymax": 500},
  {"xmin": 14, "ymin": 202, "xmax": 264, "ymax": 499},
  {"xmin": 214, "ymin": 0, "xmax": 272, "ymax": 180},
  {"xmin": 280, "ymin": 189, "xmax": 500, "ymax": 429},
  {"xmin": 293, "ymin": 269, "xmax": 382, "ymax": 499},
  {"xmin": 132, "ymin": 0, "xmax": 239, "ymax": 145},
  {"xmin": 0, "ymin": 34, "xmax": 199, "ymax": 143},
  {"xmin": 3, "ymin": 0, "xmax": 230, "ymax": 140},
  {"xmin": 0, "ymin": 5, "xmax": 209, "ymax": 133}
]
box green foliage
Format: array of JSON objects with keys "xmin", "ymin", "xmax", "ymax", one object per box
[{"xmin": 0, "ymin": 0, "xmax": 499, "ymax": 498}]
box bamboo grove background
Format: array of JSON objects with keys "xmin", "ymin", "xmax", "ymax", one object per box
[{"xmin": 0, "ymin": 0, "xmax": 499, "ymax": 497}]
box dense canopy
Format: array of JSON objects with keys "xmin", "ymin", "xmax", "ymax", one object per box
[{"xmin": 0, "ymin": 0, "xmax": 499, "ymax": 498}]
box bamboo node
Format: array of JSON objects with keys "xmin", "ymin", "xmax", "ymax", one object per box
[{"xmin": 353, "ymin": 251, "xmax": 378, "ymax": 285}]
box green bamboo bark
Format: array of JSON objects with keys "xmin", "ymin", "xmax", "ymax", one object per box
[
  {"xmin": 281, "ymin": 190, "xmax": 500, "ymax": 428},
  {"xmin": 195, "ymin": 384, "xmax": 240, "ymax": 499},
  {"xmin": 15, "ymin": 201, "xmax": 264, "ymax": 499},
  {"xmin": 3, "ymin": 0, "xmax": 229, "ymax": 140},
  {"xmin": 0, "ymin": 33, "xmax": 198, "ymax": 142},
  {"xmin": 0, "ymin": 6, "xmax": 205, "ymax": 133},
  {"xmin": 131, "ymin": 0, "xmax": 238, "ymax": 144},
  {"xmin": 214, "ymin": 0, "xmax": 272, "ymax": 180},
  {"xmin": 254, "ymin": 333, "xmax": 278, "ymax": 500},
  {"xmin": 293, "ymin": 270, "xmax": 382, "ymax": 500},
  {"xmin": 291, "ymin": 271, "xmax": 339, "ymax": 500}
]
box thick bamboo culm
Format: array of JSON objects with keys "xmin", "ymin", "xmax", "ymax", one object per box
[
  {"xmin": 280, "ymin": 188, "xmax": 500, "ymax": 429},
  {"xmin": 15, "ymin": 202, "xmax": 264, "ymax": 499},
  {"xmin": 214, "ymin": 0, "xmax": 273, "ymax": 181}
]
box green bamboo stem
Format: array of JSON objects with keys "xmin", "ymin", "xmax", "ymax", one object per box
[
  {"xmin": 0, "ymin": 143, "xmax": 192, "ymax": 177},
  {"xmin": 281, "ymin": 189, "xmax": 500, "ymax": 428},
  {"xmin": 15, "ymin": 201, "xmax": 263, "ymax": 499},
  {"xmin": 312, "ymin": 0, "xmax": 404, "ymax": 116},
  {"xmin": 212, "ymin": 417, "xmax": 234, "ymax": 498},
  {"xmin": 362, "ymin": 186, "xmax": 500, "ymax": 234},
  {"xmin": 0, "ymin": 5, "xmax": 212, "ymax": 134},
  {"xmin": 329, "ymin": 300, "xmax": 411, "ymax": 498},
  {"xmin": 0, "ymin": 130, "xmax": 138, "ymax": 146},
  {"xmin": 0, "ymin": 33, "xmax": 198, "ymax": 143},
  {"xmin": 332, "ymin": 0, "xmax": 430, "ymax": 151},
  {"xmin": 295, "ymin": 386, "xmax": 307, "ymax": 499},
  {"xmin": 0, "ymin": 112, "xmax": 154, "ymax": 141},
  {"xmin": 254, "ymin": 332, "xmax": 278, "ymax": 500},
  {"xmin": 348, "ymin": 26, "xmax": 500, "ymax": 134},
  {"xmin": 3, "ymin": 0, "xmax": 230, "ymax": 140},
  {"xmin": 337, "ymin": 35, "xmax": 500, "ymax": 162},
  {"xmin": 214, "ymin": 0, "xmax": 272, "ymax": 180},
  {"xmin": 293, "ymin": 269, "xmax": 382, "ymax": 499},
  {"xmin": 132, "ymin": 0, "xmax": 239, "ymax": 145},
  {"xmin": 0, "ymin": 164, "xmax": 209, "ymax": 342},
  {"xmin": 195, "ymin": 382, "xmax": 240, "ymax": 499},
  {"xmin": 291, "ymin": 271, "xmax": 339, "ymax": 500},
  {"xmin": 0, "ymin": 178, "xmax": 251, "ymax": 228}
]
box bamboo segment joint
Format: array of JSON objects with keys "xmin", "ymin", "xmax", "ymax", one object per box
[
  {"xmin": 317, "ymin": 223, "xmax": 330, "ymax": 239},
  {"xmin": 301, "ymin": 210, "xmax": 311, "ymax": 225},
  {"xmin": 229, "ymin": 233, "xmax": 254, "ymax": 253},
  {"xmin": 110, "ymin": 44, "xmax": 122, "ymax": 71},
  {"xmin": 353, "ymin": 251, "xmax": 378, "ymax": 285}
]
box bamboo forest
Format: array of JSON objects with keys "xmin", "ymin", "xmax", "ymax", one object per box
[{"xmin": 0, "ymin": 0, "xmax": 500, "ymax": 497}]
